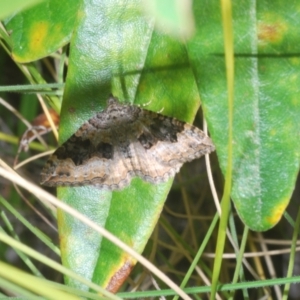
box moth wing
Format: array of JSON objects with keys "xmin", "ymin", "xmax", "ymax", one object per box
[
  {"xmin": 119, "ymin": 141, "xmax": 178, "ymax": 184},
  {"xmin": 41, "ymin": 97, "xmax": 215, "ymax": 190},
  {"xmin": 151, "ymin": 124, "xmax": 214, "ymax": 167},
  {"xmin": 40, "ymin": 120, "xmax": 114, "ymax": 187},
  {"xmin": 137, "ymin": 112, "xmax": 214, "ymax": 168}
]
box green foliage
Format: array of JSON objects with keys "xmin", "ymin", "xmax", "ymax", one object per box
[{"xmin": 0, "ymin": 0, "xmax": 300, "ymax": 299}]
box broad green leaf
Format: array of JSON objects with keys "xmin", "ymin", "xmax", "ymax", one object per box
[
  {"xmin": 5, "ymin": 0, "xmax": 80, "ymax": 62},
  {"xmin": 57, "ymin": 0, "xmax": 200, "ymax": 292},
  {"xmin": 188, "ymin": 0, "xmax": 300, "ymax": 231}
]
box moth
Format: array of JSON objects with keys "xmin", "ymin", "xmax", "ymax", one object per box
[{"xmin": 41, "ymin": 96, "xmax": 215, "ymax": 190}]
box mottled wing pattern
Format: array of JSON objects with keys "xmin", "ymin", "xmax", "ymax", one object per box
[
  {"xmin": 41, "ymin": 96, "xmax": 215, "ymax": 190},
  {"xmin": 137, "ymin": 110, "xmax": 214, "ymax": 168},
  {"xmin": 40, "ymin": 133, "xmax": 112, "ymax": 187}
]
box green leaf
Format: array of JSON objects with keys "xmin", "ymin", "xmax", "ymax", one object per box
[
  {"xmin": 4, "ymin": 0, "xmax": 80, "ymax": 62},
  {"xmin": 56, "ymin": 0, "xmax": 200, "ymax": 292},
  {"xmin": 188, "ymin": 0, "xmax": 300, "ymax": 231}
]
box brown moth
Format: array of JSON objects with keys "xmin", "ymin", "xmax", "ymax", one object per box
[{"xmin": 41, "ymin": 96, "xmax": 215, "ymax": 190}]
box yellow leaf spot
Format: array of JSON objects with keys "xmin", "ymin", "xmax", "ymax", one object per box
[
  {"xmin": 29, "ymin": 21, "xmax": 49, "ymax": 54},
  {"xmin": 257, "ymin": 15, "xmax": 287, "ymax": 45},
  {"xmin": 265, "ymin": 198, "xmax": 289, "ymax": 226}
]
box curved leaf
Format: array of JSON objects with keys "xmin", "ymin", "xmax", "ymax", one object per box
[
  {"xmin": 188, "ymin": 0, "xmax": 300, "ymax": 231},
  {"xmin": 5, "ymin": 0, "xmax": 80, "ymax": 62},
  {"xmin": 58, "ymin": 0, "xmax": 200, "ymax": 292}
]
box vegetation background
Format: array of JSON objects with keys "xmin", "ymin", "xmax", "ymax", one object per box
[{"xmin": 0, "ymin": 0, "xmax": 300, "ymax": 299}]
